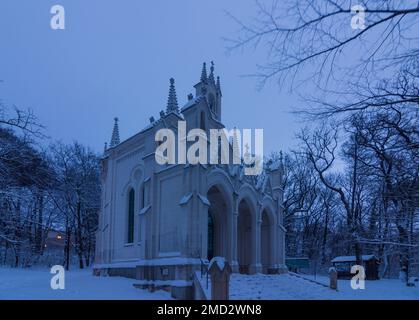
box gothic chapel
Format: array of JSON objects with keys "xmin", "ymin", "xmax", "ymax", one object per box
[{"xmin": 94, "ymin": 62, "xmax": 287, "ymax": 298}]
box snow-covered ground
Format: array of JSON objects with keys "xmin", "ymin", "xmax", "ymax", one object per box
[
  {"xmin": 0, "ymin": 267, "xmax": 172, "ymax": 300},
  {"xmin": 229, "ymin": 273, "xmax": 419, "ymax": 300},
  {"xmin": 294, "ymin": 273, "xmax": 419, "ymax": 300},
  {"xmin": 1, "ymin": 267, "xmax": 418, "ymax": 300},
  {"xmin": 230, "ymin": 273, "xmax": 337, "ymax": 300},
  {"xmin": 196, "ymin": 271, "xmax": 419, "ymax": 300}
]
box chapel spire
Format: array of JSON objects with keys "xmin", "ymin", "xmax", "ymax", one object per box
[
  {"xmin": 208, "ymin": 61, "xmax": 215, "ymax": 84},
  {"xmin": 193, "ymin": 61, "xmax": 222, "ymax": 121},
  {"xmin": 166, "ymin": 78, "xmax": 179, "ymax": 114},
  {"xmin": 110, "ymin": 117, "xmax": 120, "ymax": 148},
  {"xmin": 279, "ymin": 150, "xmax": 284, "ymax": 174},
  {"xmin": 200, "ymin": 62, "xmax": 208, "ymax": 83}
]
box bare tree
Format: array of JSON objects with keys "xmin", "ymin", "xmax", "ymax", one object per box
[
  {"xmin": 227, "ymin": 0, "xmax": 419, "ymax": 87},
  {"xmin": 229, "ymin": 1, "xmax": 419, "ymax": 280},
  {"xmin": 50, "ymin": 142, "xmax": 101, "ymax": 269},
  {"xmin": 298, "ymin": 125, "xmax": 365, "ymax": 264},
  {"xmin": 227, "ymin": 0, "xmax": 419, "ymax": 123},
  {"xmin": 348, "ymin": 109, "xmax": 419, "ymax": 282},
  {"xmin": 0, "ymin": 102, "xmax": 44, "ymax": 137},
  {"xmin": 0, "ymin": 127, "xmax": 55, "ymax": 267},
  {"xmin": 298, "ymin": 57, "xmax": 419, "ymax": 119}
]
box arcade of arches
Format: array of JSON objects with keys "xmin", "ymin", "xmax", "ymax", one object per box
[{"xmin": 206, "ymin": 183, "xmax": 282, "ymax": 275}]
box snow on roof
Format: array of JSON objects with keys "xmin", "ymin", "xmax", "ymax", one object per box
[
  {"xmin": 181, "ymin": 95, "xmax": 204, "ymax": 111},
  {"xmin": 331, "ymin": 255, "xmax": 376, "ymax": 263},
  {"xmin": 139, "ymin": 120, "xmax": 158, "ymax": 134}
]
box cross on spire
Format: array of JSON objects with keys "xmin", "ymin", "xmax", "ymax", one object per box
[
  {"xmin": 110, "ymin": 117, "xmax": 120, "ymax": 148},
  {"xmin": 166, "ymin": 78, "xmax": 179, "ymax": 114}
]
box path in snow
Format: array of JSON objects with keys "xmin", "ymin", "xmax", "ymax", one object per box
[
  {"xmin": 230, "ymin": 273, "xmax": 339, "ymax": 300},
  {"xmin": 229, "ymin": 273, "xmax": 419, "ymax": 300},
  {"xmin": 0, "ymin": 267, "xmax": 172, "ymax": 300}
]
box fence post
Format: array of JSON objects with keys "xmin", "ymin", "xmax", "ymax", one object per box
[
  {"xmin": 329, "ymin": 266, "xmax": 338, "ymax": 290},
  {"xmin": 209, "ymin": 257, "xmax": 232, "ymax": 300}
]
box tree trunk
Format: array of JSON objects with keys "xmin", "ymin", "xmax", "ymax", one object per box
[
  {"xmin": 76, "ymin": 200, "xmax": 84, "ymax": 269},
  {"xmin": 322, "ymin": 206, "xmax": 329, "ymax": 264},
  {"xmin": 64, "ymin": 217, "xmax": 71, "ymax": 271},
  {"xmin": 397, "ymin": 224, "xmax": 409, "ymax": 284},
  {"xmin": 14, "ymin": 200, "xmax": 21, "ymax": 267},
  {"xmin": 36, "ymin": 193, "xmax": 44, "ymax": 255}
]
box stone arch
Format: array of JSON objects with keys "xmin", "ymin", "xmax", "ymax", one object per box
[
  {"xmin": 121, "ymin": 181, "xmax": 137, "ymax": 197},
  {"xmin": 121, "ymin": 165, "xmax": 144, "ymax": 196},
  {"xmin": 260, "ymin": 199, "xmax": 276, "ymax": 274},
  {"xmin": 207, "ymin": 168, "xmax": 235, "ymax": 193},
  {"xmin": 237, "ymin": 184, "xmax": 259, "ymax": 274},
  {"xmin": 120, "ymin": 165, "xmax": 144, "ymax": 245},
  {"xmin": 237, "ymin": 184, "xmax": 259, "ymax": 213},
  {"xmin": 206, "ymin": 169, "xmax": 234, "ymax": 262},
  {"xmin": 260, "ymin": 196, "xmax": 277, "ymax": 228}
]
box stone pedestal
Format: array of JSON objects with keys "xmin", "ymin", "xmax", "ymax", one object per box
[
  {"xmin": 329, "ymin": 267, "xmax": 338, "ymax": 290},
  {"xmin": 209, "ymin": 257, "xmax": 232, "ymax": 300}
]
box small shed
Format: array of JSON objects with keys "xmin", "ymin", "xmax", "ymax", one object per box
[
  {"xmin": 285, "ymin": 257, "xmax": 310, "ymax": 273},
  {"xmin": 331, "ymin": 255, "xmax": 379, "ymax": 280}
]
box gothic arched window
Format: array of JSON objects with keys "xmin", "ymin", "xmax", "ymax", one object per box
[
  {"xmin": 127, "ymin": 188, "xmax": 135, "ymax": 243},
  {"xmin": 140, "ymin": 184, "xmax": 145, "ymax": 209}
]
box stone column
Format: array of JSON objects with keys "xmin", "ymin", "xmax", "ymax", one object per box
[
  {"xmin": 277, "ymin": 224, "xmax": 287, "ymax": 273},
  {"xmin": 230, "ymin": 208, "xmax": 239, "ymax": 273},
  {"xmin": 249, "ymin": 209, "xmax": 262, "ymax": 274},
  {"xmin": 267, "ymin": 218, "xmax": 278, "ymax": 274}
]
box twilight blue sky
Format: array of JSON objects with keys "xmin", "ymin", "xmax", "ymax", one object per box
[{"xmin": 0, "ymin": 0, "xmax": 302, "ymax": 154}]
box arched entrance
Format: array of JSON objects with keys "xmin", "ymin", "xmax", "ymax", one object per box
[
  {"xmin": 207, "ymin": 185, "xmax": 229, "ymax": 260},
  {"xmin": 261, "ymin": 210, "xmax": 273, "ymax": 273},
  {"xmin": 237, "ymin": 199, "xmax": 253, "ymax": 274}
]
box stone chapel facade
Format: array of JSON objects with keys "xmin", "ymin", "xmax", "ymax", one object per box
[{"xmin": 94, "ymin": 63, "xmax": 287, "ymax": 297}]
